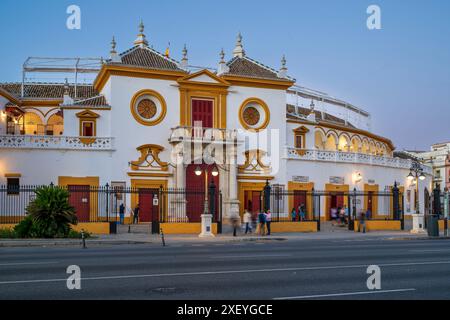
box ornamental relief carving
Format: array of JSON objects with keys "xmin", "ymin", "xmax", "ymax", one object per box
[{"xmin": 129, "ymin": 144, "xmax": 168, "ymax": 171}]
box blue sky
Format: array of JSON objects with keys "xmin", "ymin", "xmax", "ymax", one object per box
[{"xmin": 1, "ymin": 0, "xmax": 449, "ymax": 150}]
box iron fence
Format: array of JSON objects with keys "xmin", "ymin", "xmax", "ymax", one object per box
[
  {"xmin": 0, "ymin": 184, "xmax": 222, "ymax": 229},
  {"xmin": 267, "ymin": 188, "xmax": 403, "ymax": 231}
]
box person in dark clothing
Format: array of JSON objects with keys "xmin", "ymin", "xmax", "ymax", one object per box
[
  {"xmin": 133, "ymin": 204, "xmax": 140, "ymax": 224},
  {"xmin": 119, "ymin": 203, "xmax": 125, "ymax": 225}
]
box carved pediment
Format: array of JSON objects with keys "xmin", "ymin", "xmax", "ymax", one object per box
[
  {"xmin": 130, "ymin": 144, "xmax": 168, "ymax": 171},
  {"xmin": 238, "ymin": 149, "xmax": 270, "ymax": 174}
]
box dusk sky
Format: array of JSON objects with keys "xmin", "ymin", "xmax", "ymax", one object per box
[{"xmin": 1, "ymin": 0, "xmax": 449, "ymax": 151}]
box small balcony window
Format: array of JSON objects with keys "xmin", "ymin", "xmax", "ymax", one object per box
[{"xmin": 7, "ymin": 178, "xmax": 20, "ymax": 195}]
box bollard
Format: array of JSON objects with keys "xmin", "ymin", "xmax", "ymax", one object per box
[
  {"xmin": 81, "ymin": 229, "xmax": 87, "ymax": 249},
  {"xmin": 445, "ymin": 218, "xmax": 448, "ymax": 237},
  {"xmin": 128, "ymin": 225, "xmax": 131, "ymax": 233},
  {"xmin": 160, "ymin": 228, "xmax": 166, "ymax": 247}
]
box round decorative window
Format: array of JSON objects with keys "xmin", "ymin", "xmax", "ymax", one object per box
[
  {"xmin": 130, "ymin": 90, "xmax": 167, "ymax": 126},
  {"xmin": 137, "ymin": 99, "xmax": 157, "ymax": 119},
  {"xmin": 239, "ymin": 98, "xmax": 270, "ymax": 131},
  {"xmin": 242, "ymin": 106, "xmax": 260, "ymax": 126}
]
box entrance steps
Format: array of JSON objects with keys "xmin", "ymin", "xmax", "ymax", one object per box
[
  {"xmin": 117, "ymin": 223, "xmax": 152, "ymax": 234},
  {"xmin": 321, "ymin": 221, "xmax": 351, "ymax": 233}
]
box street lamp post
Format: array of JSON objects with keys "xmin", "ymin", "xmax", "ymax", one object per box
[
  {"xmin": 407, "ymin": 160, "xmax": 426, "ymax": 234},
  {"xmin": 195, "ymin": 165, "xmax": 218, "ymax": 238}
]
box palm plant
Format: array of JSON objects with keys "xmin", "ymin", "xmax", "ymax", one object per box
[{"xmin": 24, "ymin": 186, "xmax": 77, "ymax": 238}]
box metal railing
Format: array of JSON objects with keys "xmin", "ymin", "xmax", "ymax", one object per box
[
  {"xmin": 285, "ymin": 147, "xmax": 433, "ymax": 174},
  {"xmin": 0, "ymin": 135, "xmax": 115, "ymax": 150},
  {"xmin": 0, "ymin": 185, "xmax": 222, "ymax": 228}
]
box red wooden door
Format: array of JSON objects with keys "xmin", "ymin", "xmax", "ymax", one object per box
[
  {"xmin": 294, "ymin": 191, "xmax": 307, "ymax": 211},
  {"xmin": 68, "ymin": 185, "xmax": 90, "ymax": 222},
  {"xmin": 138, "ymin": 189, "xmax": 157, "ymax": 223},
  {"xmin": 185, "ymin": 164, "xmax": 219, "ymax": 222},
  {"xmin": 251, "ymin": 192, "xmax": 261, "ymax": 214},
  {"xmin": 192, "ymin": 99, "xmax": 213, "ymax": 128}
]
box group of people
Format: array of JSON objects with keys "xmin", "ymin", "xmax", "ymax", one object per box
[
  {"xmin": 118, "ymin": 203, "xmax": 140, "ymax": 225},
  {"xmin": 330, "ymin": 205, "xmax": 350, "ymax": 225},
  {"xmin": 290, "ymin": 204, "xmax": 307, "ymax": 222},
  {"xmin": 242, "ymin": 209, "xmax": 272, "ymax": 236}
]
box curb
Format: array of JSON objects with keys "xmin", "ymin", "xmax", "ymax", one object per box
[{"xmin": 0, "ymin": 240, "xmax": 150, "ymax": 247}]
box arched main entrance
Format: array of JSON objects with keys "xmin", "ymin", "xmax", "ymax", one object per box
[{"xmin": 185, "ymin": 163, "xmax": 220, "ymax": 222}]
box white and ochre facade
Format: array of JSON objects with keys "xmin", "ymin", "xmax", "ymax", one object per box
[{"xmin": 0, "ymin": 24, "xmax": 432, "ymax": 225}]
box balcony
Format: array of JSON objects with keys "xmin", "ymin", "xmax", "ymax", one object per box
[
  {"xmin": 285, "ymin": 147, "xmax": 433, "ymax": 174},
  {"xmin": 169, "ymin": 126, "xmax": 239, "ymax": 145},
  {"xmin": 0, "ymin": 135, "xmax": 114, "ymax": 151}
]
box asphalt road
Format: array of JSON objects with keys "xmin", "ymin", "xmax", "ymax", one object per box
[{"xmin": 1, "ymin": 238, "xmax": 450, "ymax": 300}]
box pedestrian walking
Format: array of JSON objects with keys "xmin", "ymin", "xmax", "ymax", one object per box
[
  {"xmin": 265, "ymin": 210, "xmax": 272, "ymax": 236},
  {"xmin": 258, "ymin": 211, "xmax": 266, "ymax": 236},
  {"xmin": 119, "ymin": 203, "xmax": 125, "ymax": 225},
  {"xmin": 231, "ymin": 215, "xmax": 240, "ymax": 237},
  {"xmin": 358, "ymin": 210, "xmax": 366, "ymax": 233},
  {"xmin": 243, "ymin": 210, "xmax": 253, "ymax": 234},
  {"xmin": 299, "ymin": 204, "xmax": 306, "ymax": 221},
  {"xmin": 133, "ymin": 203, "xmax": 140, "ymax": 224}
]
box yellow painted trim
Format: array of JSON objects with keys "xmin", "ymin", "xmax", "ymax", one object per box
[
  {"xmin": 287, "ymin": 119, "xmax": 395, "ymax": 151},
  {"xmin": 71, "ymin": 222, "xmax": 110, "ymax": 235},
  {"xmin": 160, "ymin": 223, "xmax": 218, "ymax": 235},
  {"xmin": 270, "ymin": 222, "xmax": 318, "ymax": 233},
  {"xmin": 364, "ymin": 184, "xmax": 379, "ymax": 219},
  {"xmin": 0, "ymin": 224, "xmax": 17, "ymax": 230},
  {"xmin": 354, "ymin": 220, "xmax": 402, "ymax": 232},
  {"xmin": 93, "ymin": 64, "xmax": 187, "ymax": 92},
  {"xmin": 324, "ymin": 183, "xmax": 350, "ymax": 221},
  {"xmin": 130, "ymin": 179, "xmax": 168, "ymax": 221},
  {"xmin": 177, "ymin": 69, "xmax": 230, "ymax": 87},
  {"xmin": 58, "ymin": 176, "xmax": 99, "ymax": 222},
  {"xmin": 237, "ymin": 175, "xmax": 274, "ymax": 181},
  {"xmin": 130, "ymin": 89, "xmax": 167, "ymax": 126},
  {"xmin": 238, "ymin": 181, "xmax": 266, "ymax": 218},
  {"xmin": 287, "ymin": 182, "xmax": 314, "ymax": 220},
  {"xmin": 127, "ymin": 172, "xmax": 172, "ymax": 178},
  {"xmin": 238, "ymin": 97, "xmax": 270, "ymax": 131},
  {"xmin": 4, "ymin": 173, "xmax": 21, "ymax": 178},
  {"xmin": 221, "ymin": 75, "xmax": 294, "ymax": 90},
  {"xmin": 61, "ymin": 106, "xmax": 111, "ymax": 110}
]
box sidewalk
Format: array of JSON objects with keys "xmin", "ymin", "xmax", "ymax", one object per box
[{"xmin": 0, "ymin": 229, "xmax": 438, "ymax": 247}]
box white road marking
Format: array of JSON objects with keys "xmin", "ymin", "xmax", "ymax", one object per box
[
  {"xmin": 0, "ymin": 261, "xmax": 59, "ymax": 267},
  {"xmin": 1, "ymin": 259, "xmax": 449, "ymax": 286},
  {"xmin": 409, "ymin": 249, "xmax": 450, "ymax": 253},
  {"xmin": 210, "ymin": 254, "xmax": 291, "ymax": 259},
  {"xmin": 273, "ymin": 288, "xmax": 416, "ymax": 300}
]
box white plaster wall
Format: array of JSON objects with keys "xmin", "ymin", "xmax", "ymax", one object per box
[
  {"xmin": 106, "ymin": 75, "xmax": 180, "ymax": 183},
  {"xmin": 227, "ymin": 86, "xmax": 287, "ymax": 184},
  {"xmin": 0, "ymin": 149, "xmax": 113, "ymax": 185}
]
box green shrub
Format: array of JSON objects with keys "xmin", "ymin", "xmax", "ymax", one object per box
[
  {"xmin": 16, "ymin": 186, "xmax": 78, "ymax": 238},
  {"xmin": 67, "ymin": 230, "xmax": 91, "ymax": 239},
  {"xmin": 0, "ymin": 228, "xmax": 17, "ymax": 239}
]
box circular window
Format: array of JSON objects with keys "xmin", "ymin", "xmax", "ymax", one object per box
[
  {"xmin": 239, "ymin": 98, "xmax": 270, "ymax": 131},
  {"xmin": 137, "ymin": 99, "xmax": 157, "ymax": 119},
  {"xmin": 243, "ymin": 106, "xmax": 260, "ymax": 126},
  {"xmin": 130, "ymin": 90, "xmax": 167, "ymax": 126}
]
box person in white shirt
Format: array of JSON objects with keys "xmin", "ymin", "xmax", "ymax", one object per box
[{"xmin": 243, "ymin": 210, "xmax": 252, "ymax": 234}]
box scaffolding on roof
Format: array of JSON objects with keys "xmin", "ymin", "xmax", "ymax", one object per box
[{"xmin": 22, "ymin": 57, "xmax": 102, "ymax": 99}]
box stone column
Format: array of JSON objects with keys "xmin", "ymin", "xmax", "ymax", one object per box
[
  {"xmin": 171, "ymin": 151, "xmax": 187, "ymax": 222},
  {"xmin": 227, "ymin": 145, "xmax": 240, "ymax": 220}
]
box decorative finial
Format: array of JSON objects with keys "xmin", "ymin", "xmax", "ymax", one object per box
[
  {"xmin": 233, "ymin": 32, "xmax": 245, "ymax": 58},
  {"xmin": 220, "ymin": 48, "xmax": 225, "ymax": 63},
  {"xmin": 134, "ymin": 20, "xmax": 148, "ymax": 47},
  {"xmin": 180, "ymin": 44, "xmax": 188, "ymax": 69},
  {"xmin": 278, "ymin": 54, "xmax": 288, "ymax": 78},
  {"xmin": 63, "ymin": 78, "xmax": 74, "ymax": 105},
  {"xmin": 110, "ymin": 36, "xmax": 116, "ymax": 53},
  {"xmin": 110, "ymin": 36, "xmax": 121, "ymax": 63},
  {"xmin": 217, "ymin": 48, "xmax": 230, "ymax": 75}
]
